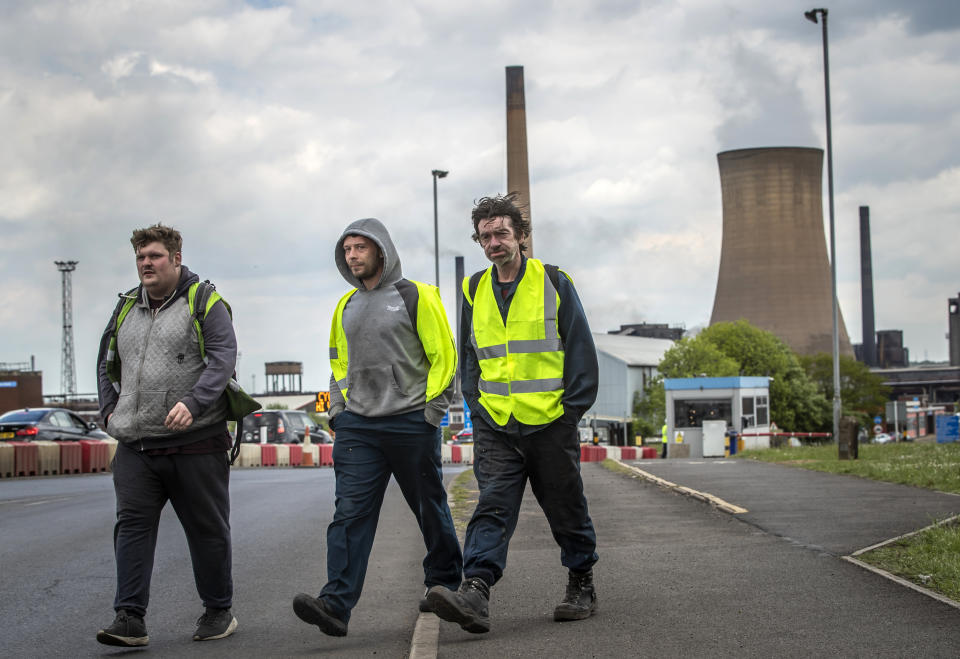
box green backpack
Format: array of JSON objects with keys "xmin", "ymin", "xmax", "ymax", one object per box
[{"xmin": 105, "ymin": 280, "xmax": 261, "ymax": 463}]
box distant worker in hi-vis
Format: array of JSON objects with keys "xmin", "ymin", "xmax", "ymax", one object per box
[
  {"xmin": 292, "ymin": 218, "xmax": 462, "ymax": 637},
  {"xmin": 428, "ymin": 193, "xmax": 600, "ymax": 633}
]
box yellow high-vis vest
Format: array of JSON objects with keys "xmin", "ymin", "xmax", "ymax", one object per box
[
  {"xmin": 328, "ymin": 281, "xmax": 456, "ymax": 405},
  {"xmin": 464, "ymin": 259, "xmax": 565, "ymax": 426}
]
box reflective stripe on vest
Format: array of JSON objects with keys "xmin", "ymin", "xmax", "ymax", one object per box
[{"xmin": 468, "ymin": 259, "xmax": 565, "ymax": 426}]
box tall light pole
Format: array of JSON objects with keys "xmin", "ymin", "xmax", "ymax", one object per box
[
  {"xmin": 805, "ymin": 7, "xmax": 842, "ymax": 450},
  {"xmin": 432, "ymin": 169, "xmax": 448, "ymax": 288}
]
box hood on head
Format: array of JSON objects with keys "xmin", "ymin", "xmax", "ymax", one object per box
[{"xmin": 335, "ymin": 218, "xmax": 402, "ymax": 289}]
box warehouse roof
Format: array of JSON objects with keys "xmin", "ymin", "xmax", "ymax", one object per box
[{"xmin": 591, "ymin": 333, "xmax": 675, "ymax": 367}]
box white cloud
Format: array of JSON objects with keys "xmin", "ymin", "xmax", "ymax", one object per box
[{"xmin": 0, "ymin": 0, "xmax": 958, "ymax": 398}]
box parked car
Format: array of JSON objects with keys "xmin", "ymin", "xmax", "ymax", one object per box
[
  {"xmin": 451, "ymin": 429, "xmax": 473, "ymax": 445},
  {"xmin": 873, "ymin": 432, "xmax": 894, "ymax": 444},
  {"xmin": 0, "ymin": 408, "xmax": 113, "ymax": 442},
  {"xmin": 238, "ymin": 410, "xmax": 332, "ymax": 444}
]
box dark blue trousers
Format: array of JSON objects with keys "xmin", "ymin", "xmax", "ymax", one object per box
[
  {"xmin": 463, "ymin": 414, "xmax": 598, "ymax": 587},
  {"xmin": 319, "ymin": 411, "xmax": 462, "ymax": 622},
  {"xmin": 111, "ymin": 442, "xmax": 233, "ymax": 617}
]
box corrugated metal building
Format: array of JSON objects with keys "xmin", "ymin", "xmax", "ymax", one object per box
[{"xmin": 584, "ymin": 333, "xmax": 675, "ymax": 443}]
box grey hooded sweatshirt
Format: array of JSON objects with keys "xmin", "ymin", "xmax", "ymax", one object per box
[{"xmin": 328, "ymin": 218, "xmax": 455, "ymax": 426}]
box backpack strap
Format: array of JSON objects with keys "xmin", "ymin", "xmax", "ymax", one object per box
[
  {"xmin": 105, "ymin": 287, "xmax": 139, "ymax": 390},
  {"xmin": 467, "ymin": 271, "xmax": 484, "ymax": 304},
  {"xmin": 543, "ymin": 263, "xmax": 561, "ymax": 295},
  {"xmin": 466, "ymin": 264, "xmax": 562, "ymax": 304}
]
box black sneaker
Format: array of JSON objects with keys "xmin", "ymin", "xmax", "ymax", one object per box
[
  {"xmin": 96, "ymin": 609, "xmax": 149, "ymax": 647},
  {"xmin": 426, "ymin": 577, "xmax": 490, "ymax": 633},
  {"xmin": 292, "ymin": 593, "xmax": 348, "ymax": 637},
  {"xmin": 419, "ymin": 588, "xmax": 431, "ymax": 613},
  {"xmin": 553, "ymin": 570, "xmax": 597, "ymax": 621},
  {"xmin": 193, "ymin": 607, "xmax": 238, "ymax": 641}
]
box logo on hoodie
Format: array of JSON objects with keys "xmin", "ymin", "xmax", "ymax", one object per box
[{"xmin": 386, "ymin": 304, "xmax": 401, "ymax": 312}]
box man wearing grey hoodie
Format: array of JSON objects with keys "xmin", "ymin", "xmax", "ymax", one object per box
[{"xmin": 293, "ymin": 218, "xmax": 462, "ymax": 637}]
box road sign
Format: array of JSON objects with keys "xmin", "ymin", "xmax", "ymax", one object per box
[
  {"xmin": 873, "ymin": 416, "xmax": 882, "ymax": 424},
  {"xmin": 315, "ymin": 391, "xmax": 330, "ymax": 413},
  {"xmin": 873, "ymin": 424, "xmax": 883, "ymax": 434}
]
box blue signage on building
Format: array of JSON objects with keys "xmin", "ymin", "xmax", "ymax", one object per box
[
  {"xmin": 936, "ymin": 415, "xmax": 959, "ymax": 444},
  {"xmin": 0, "ymin": 381, "xmax": 17, "ymax": 388}
]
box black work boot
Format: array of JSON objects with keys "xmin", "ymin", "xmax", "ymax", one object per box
[
  {"xmin": 292, "ymin": 593, "xmax": 348, "ymax": 637},
  {"xmin": 426, "ymin": 577, "xmax": 490, "ymax": 633},
  {"xmin": 553, "ymin": 570, "xmax": 597, "ymax": 621},
  {"xmin": 419, "ymin": 587, "xmax": 431, "ymax": 613}
]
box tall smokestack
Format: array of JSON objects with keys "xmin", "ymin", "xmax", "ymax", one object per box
[
  {"xmin": 710, "ymin": 147, "xmax": 853, "ymax": 356},
  {"xmin": 949, "ymin": 294, "xmax": 960, "ymax": 366},
  {"xmin": 859, "ymin": 206, "xmax": 877, "ymax": 366},
  {"xmin": 506, "ymin": 65, "xmax": 533, "ymax": 256}
]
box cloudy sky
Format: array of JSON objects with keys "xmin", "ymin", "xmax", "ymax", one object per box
[{"xmin": 2, "ymin": 0, "xmax": 958, "ymax": 397}]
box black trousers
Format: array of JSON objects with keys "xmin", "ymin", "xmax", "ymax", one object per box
[
  {"xmin": 463, "ymin": 414, "xmax": 598, "ymax": 587},
  {"xmin": 111, "ymin": 442, "xmax": 232, "ymax": 617}
]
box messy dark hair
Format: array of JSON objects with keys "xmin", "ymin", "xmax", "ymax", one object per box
[
  {"xmin": 470, "ymin": 192, "xmax": 530, "ymax": 253},
  {"xmin": 130, "ymin": 223, "xmax": 182, "ymax": 256}
]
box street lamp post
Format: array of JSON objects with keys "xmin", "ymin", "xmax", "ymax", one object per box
[
  {"xmin": 431, "ymin": 169, "xmax": 449, "ymax": 288},
  {"xmin": 805, "ymin": 7, "xmax": 842, "ymax": 453}
]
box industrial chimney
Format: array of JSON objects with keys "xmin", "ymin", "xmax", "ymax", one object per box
[
  {"xmin": 710, "ymin": 147, "xmax": 854, "ymax": 356},
  {"xmin": 859, "ymin": 206, "xmax": 877, "ymax": 366},
  {"xmin": 506, "ymin": 65, "xmax": 533, "ymax": 256}
]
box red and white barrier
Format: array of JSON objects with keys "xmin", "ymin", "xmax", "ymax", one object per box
[
  {"xmin": 10, "ymin": 441, "xmax": 38, "ymax": 476},
  {"xmin": 0, "ymin": 442, "xmax": 14, "ymax": 478},
  {"xmin": 80, "ymin": 440, "xmax": 108, "ymax": 473},
  {"xmin": 34, "ymin": 441, "xmax": 61, "ymax": 475}
]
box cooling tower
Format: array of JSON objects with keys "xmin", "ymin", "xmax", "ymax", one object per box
[
  {"xmin": 506, "ymin": 65, "xmax": 533, "ymax": 256},
  {"xmin": 710, "ymin": 147, "xmax": 853, "ymax": 356}
]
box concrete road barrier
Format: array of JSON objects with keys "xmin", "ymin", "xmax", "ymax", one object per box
[
  {"xmin": 59, "ymin": 442, "xmax": 82, "ymax": 474},
  {"xmin": 275, "ymin": 444, "xmax": 290, "ymax": 467},
  {"xmin": 34, "ymin": 441, "xmax": 61, "ymax": 475},
  {"xmin": 441, "ymin": 444, "xmax": 452, "ymax": 463},
  {"xmin": 103, "ymin": 439, "xmax": 118, "ymax": 469},
  {"xmin": 10, "ymin": 441, "xmax": 38, "ymax": 476},
  {"xmin": 319, "ymin": 444, "xmax": 333, "ymax": 466},
  {"xmin": 286, "ymin": 444, "xmax": 303, "ymax": 466},
  {"xmin": 80, "ymin": 440, "xmax": 108, "ymax": 473},
  {"xmin": 261, "ymin": 444, "xmax": 277, "ymax": 467},
  {"xmin": 0, "ymin": 442, "xmax": 14, "ymax": 478},
  {"xmin": 460, "ymin": 445, "xmax": 474, "ymax": 465},
  {"xmin": 237, "ymin": 443, "xmax": 261, "ymax": 467},
  {"xmin": 621, "ymin": 447, "xmax": 637, "ymax": 460},
  {"xmin": 451, "ymin": 445, "xmax": 462, "ymax": 464}
]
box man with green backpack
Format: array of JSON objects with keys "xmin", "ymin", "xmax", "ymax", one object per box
[{"xmin": 95, "ymin": 223, "xmax": 247, "ymax": 647}]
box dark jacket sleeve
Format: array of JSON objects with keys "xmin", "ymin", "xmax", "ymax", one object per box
[
  {"xmin": 180, "ymin": 300, "xmax": 237, "ymax": 418},
  {"xmin": 96, "ymin": 314, "xmax": 119, "ymax": 425},
  {"xmin": 556, "ymin": 272, "xmax": 599, "ymax": 423}
]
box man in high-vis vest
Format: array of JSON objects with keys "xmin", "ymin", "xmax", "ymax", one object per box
[
  {"xmin": 95, "ymin": 224, "xmax": 238, "ymax": 647},
  {"xmin": 293, "ymin": 218, "xmax": 462, "ymax": 638},
  {"xmin": 662, "ymin": 422, "xmax": 669, "ymax": 459},
  {"xmin": 427, "ymin": 193, "xmax": 599, "ymax": 634}
]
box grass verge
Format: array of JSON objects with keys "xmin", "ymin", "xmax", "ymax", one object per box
[
  {"xmin": 735, "ymin": 440, "xmax": 960, "ymax": 603},
  {"xmin": 856, "ymin": 518, "xmax": 960, "ymax": 602},
  {"xmin": 448, "ymin": 467, "xmax": 479, "ymax": 536},
  {"xmin": 736, "ymin": 441, "xmax": 960, "ymax": 494}
]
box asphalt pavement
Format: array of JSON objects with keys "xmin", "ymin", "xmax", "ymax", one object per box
[
  {"xmin": 3, "ymin": 456, "xmax": 960, "ymax": 657},
  {"xmin": 428, "ymin": 457, "xmax": 960, "ymax": 658}
]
